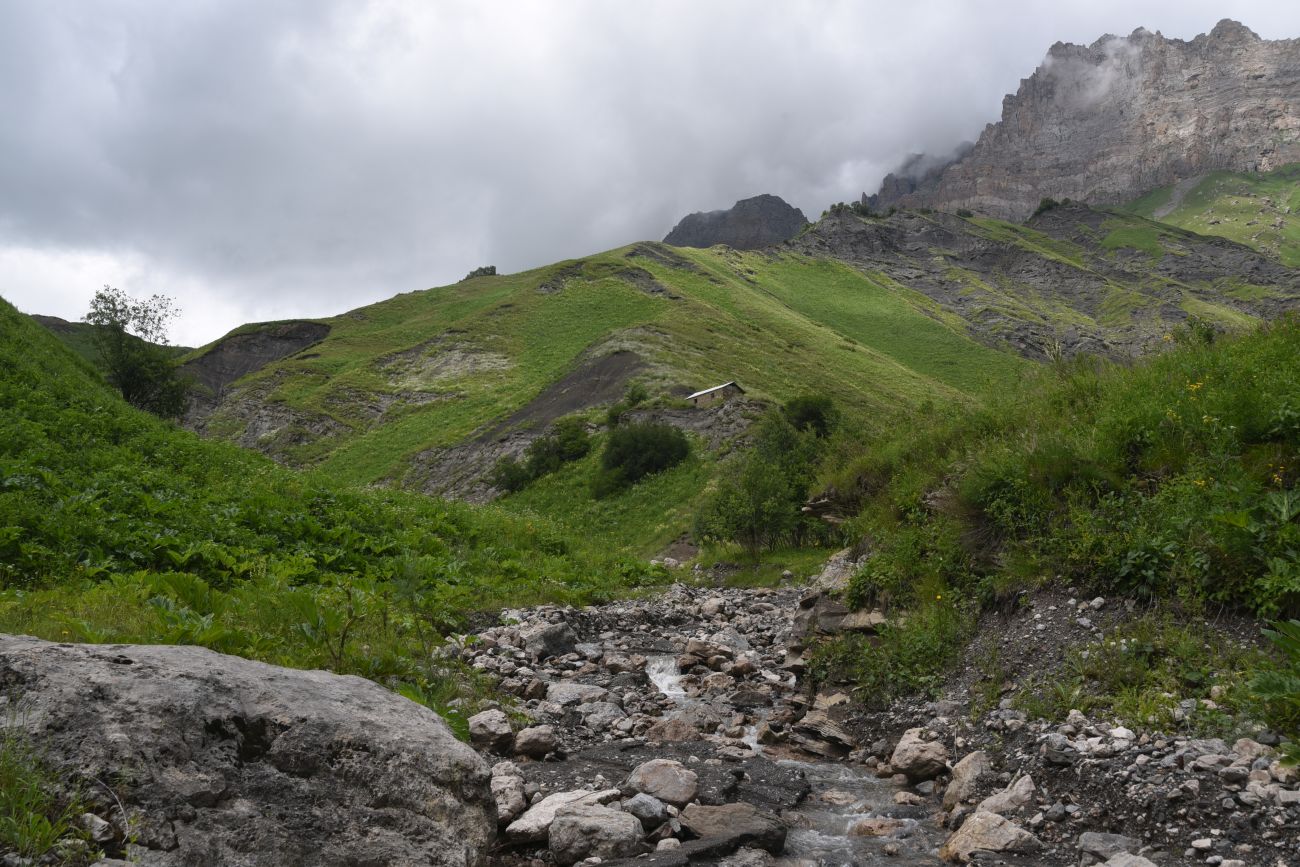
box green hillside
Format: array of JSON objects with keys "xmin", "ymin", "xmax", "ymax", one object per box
[
  {"xmin": 0, "ymin": 297, "xmax": 661, "ymax": 720},
  {"xmin": 190, "ymin": 242, "xmax": 1028, "ymax": 485},
  {"xmin": 1125, "ymin": 163, "xmax": 1300, "ymax": 266}
]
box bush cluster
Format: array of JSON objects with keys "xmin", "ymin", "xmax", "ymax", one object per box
[
  {"xmin": 490, "ymin": 417, "xmax": 591, "ymax": 493},
  {"xmin": 592, "ymin": 422, "xmax": 689, "ymax": 498}
]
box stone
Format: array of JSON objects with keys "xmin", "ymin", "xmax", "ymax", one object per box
[
  {"xmin": 719, "ymin": 847, "xmax": 777, "ymax": 866},
  {"xmin": 577, "ymin": 701, "xmax": 627, "ymax": 730},
  {"xmin": 624, "ymin": 792, "xmax": 669, "ymax": 829},
  {"xmin": 80, "ymin": 812, "xmax": 114, "ymax": 844},
  {"xmin": 890, "ymin": 727, "xmax": 951, "ymax": 782},
  {"xmin": 679, "ymin": 803, "xmax": 788, "ymax": 855},
  {"xmin": 1103, "ymin": 856, "xmax": 1158, "ymax": 867},
  {"xmin": 975, "ymin": 774, "xmax": 1036, "ymax": 815},
  {"xmin": 548, "ymin": 803, "xmax": 643, "ymax": 865},
  {"xmin": 468, "ymin": 708, "xmax": 514, "ymax": 753},
  {"xmin": 944, "ymin": 750, "xmax": 993, "ymax": 808},
  {"xmin": 0, "ymin": 635, "xmax": 493, "ymax": 867},
  {"xmin": 663, "ymin": 194, "xmax": 808, "ymax": 250},
  {"xmin": 1079, "ymin": 831, "xmax": 1141, "ymax": 862},
  {"xmin": 492, "ymin": 773, "xmax": 528, "ymax": 825},
  {"xmin": 626, "ymin": 759, "xmax": 699, "ymax": 808},
  {"xmin": 848, "ymin": 817, "xmax": 908, "ymax": 837},
  {"xmin": 939, "ymin": 810, "xmax": 1042, "ymax": 862},
  {"xmin": 515, "ymin": 724, "xmax": 559, "ymax": 759},
  {"xmin": 547, "ymin": 681, "xmax": 610, "ymax": 707},
  {"xmin": 521, "ymin": 621, "xmax": 579, "ymax": 660},
  {"xmin": 505, "ymin": 788, "xmax": 621, "ymax": 843},
  {"xmin": 645, "ymin": 717, "xmax": 704, "ymax": 742}
]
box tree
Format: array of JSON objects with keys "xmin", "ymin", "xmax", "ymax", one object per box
[
  {"xmin": 84, "ymin": 286, "xmax": 189, "ymax": 418},
  {"xmin": 592, "ymin": 422, "xmax": 689, "ymax": 498},
  {"xmin": 783, "ymin": 393, "xmax": 840, "ymax": 438}
]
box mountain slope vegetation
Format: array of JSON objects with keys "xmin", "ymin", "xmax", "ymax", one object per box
[
  {"xmin": 1124, "ymin": 163, "xmax": 1300, "ymax": 267},
  {"xmin": 0, "ymin": 297, "xmax": 661, "ymax": 721}
]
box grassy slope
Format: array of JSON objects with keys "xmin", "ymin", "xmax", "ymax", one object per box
[
  {"xmin": 1125, "ymin": 163, "xmax": 1300, "ymax": 267},
  {"xmin": 0, "ymin": 297, "xmax": 663, "ymax": 719},
  {"xmin": 204, "ymin": 245, "xmax": 1029, "ymax": 491}
]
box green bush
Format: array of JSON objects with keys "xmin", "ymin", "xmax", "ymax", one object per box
[
  {"xmin": 592, "ymin": 422, "xmax": 688, "ymax": 498},
  {"xmin": 0, "ymin": 728, "xmax": 90, "ymax": 861},
  {"xmin": 490, "ymin": 417, "xmax": 591, "ymax": 493},
  {"xmin": 782, "ymin": 393, "xmax": 840, "ymax": 438},
  {"xmin": 1252, "ymin": 620, "xmax": 1300, "ymax": 764},
  {"xmin": 605, "ymin": 382, "xmax": 649, "ymax": 428}
]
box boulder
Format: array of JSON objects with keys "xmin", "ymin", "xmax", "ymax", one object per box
[
  {"xmin": 515, "ymin": 724, "xmax": 559, "ymax": 759},
  {"xmin": 626, "ymin": 759, "xmax": 699, "ymax": 808},
  {"xmin": 890, "ymin": 728, "xmax": 950, "ymax": 782},
  {"xmin": 577, "ymin": 700, "xmax": 627, "ymax": 730},
  {"xmin": 1079, "ymin": 831, "xmax": 1142, "ymax": 864},
  {"xmin": 645, "ymin": 717, "xmax": 704, "ymax": 743},
  {"xmin": 0, "ymin": 635, "xmax": 493, "ymax": 867},
  {"xmin": 975, "ymin": 774, "xmax": 1036, "ymax": 815},
  {"xmin": 624, "ymin": 793, "xmax": 669, "ymax": 830},
  {"xmin": 944, "ymin": 750, "xmax": 993, "ymax": 808},
  {"xmin": 1103, "ymin": 855, "xmax": 1158, "ymax": 867},
  {"xmin": 491, "ymin": 773, "xmax": 527, "ymax": 825},
  {"xmin": 679, "ymin": 802, "xmax": 787, "ymax": 855},
  {"xmin": 848, "ymin": 817, "xmax": 908, "ymax": 837},
  {"xmin": 939, "ymin": 810, "xmax": 1042, "ymax": 862},
  {"xmin": 505, "ymin": 788, "xmax": 621, "ymax": 843},
  {"xmin": 522, "ymin": 621, "xmax": 578, "ymax": 660},
  {"xmin": 547, "ymin": 681, "xmax": 611, "ymax": 707},
  {"xmin": 549, "ymin": 803, "xmax": 643, "ymax": 865},
  {"xmin": 468, "ymin": 708, "xmax": 514, "ymax": 753}
]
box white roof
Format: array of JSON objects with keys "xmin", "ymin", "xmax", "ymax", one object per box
[{"xmin": 686, "ymin": 381, "xmax": 742, "ymax": 400}]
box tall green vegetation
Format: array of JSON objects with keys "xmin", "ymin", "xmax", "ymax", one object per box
[
  {"xmin": 0, "ymin": 728, "xmax": 90, "ymax": 863},
  {"xmin": 592, "ymin": 422, "xmax": 689, "ymax": 498},
  {"xmin": 695, "ymin": 394, "xmax": 839, "ymax": 556},
  {"xmin": 490, "ymin": 417, "xmax": 592, "ymax": 492},
  {"xmin": 84, "ymin": 286, "xmax": 189, "ymax": 418},
  {"xmin": 0, "ymin": 298, "xmax": 660, "ymax": 725},
  {"xmin": 1252, "ymin": 620, "xmax": 1300, "ymax": 764}
]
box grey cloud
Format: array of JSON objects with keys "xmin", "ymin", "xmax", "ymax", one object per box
[{"xmin": 1, "ymin": 0, "xmax": 1299, "ymax": 344}]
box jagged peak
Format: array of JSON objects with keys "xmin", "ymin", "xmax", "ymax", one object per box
[{"xmin": 1209, "ymin": 18, "xmax": 1259, "ymax": 41}]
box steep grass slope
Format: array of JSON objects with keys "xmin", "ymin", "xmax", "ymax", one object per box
[
  {"xmin": 187, "ymin": 242, "xmax": 1029, "ymax": 488},
  {"xmin": 1125, "ymin": 163, "xmax": 1300, "ymax": 267},
  {"xmin": 0, "ymin": 297, "xmax": 660, "ymax": 717}
]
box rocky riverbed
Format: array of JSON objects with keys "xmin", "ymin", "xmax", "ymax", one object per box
[{"xmin": 449, "ymin": 576, "xmax": 1300, "ymax": 866}]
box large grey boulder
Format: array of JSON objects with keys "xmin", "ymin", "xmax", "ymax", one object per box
[
  {"xmin": 0, "ymin": 635, "xmax": 493, "ymax": 866},
  {"xmin": 939, "ymin": 810, "xmax": 1042, "ymax": 862},
  {"xmin": 548, "ymin": 803, "xmax": 643, "ymax": 865},
  {"xmin": 944, "ymin": 750, "xmax": 993, "ymax": 808},
  {"xmin": 625, "ymin": 758, "xmax": 699, "ymax": 807},
  {"xmin": 890, "ymin": 727, "xmax": 950, "ymax": 782},
  {"xmin": 678, "ymin": 802, "xmax": 787, "ymax": 855},
  {"xmin": 522, "ymin": 622, "xmax": 578, "ymax": 660}
]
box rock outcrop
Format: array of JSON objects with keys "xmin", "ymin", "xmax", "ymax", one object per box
[
  {"xmin": 663, "ymin": 194, "xmax": 807, "ymax": 250},
  {"xmin": 869, "ymin": 20, "xmax": 1300, "ymax": 219},
  {"xmin": 0, "ymin": 635, "xmax": 493, "ymax": 866}
]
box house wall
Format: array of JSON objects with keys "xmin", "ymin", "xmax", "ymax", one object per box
[{"xmin": 690, "ymin": 384, "xmax": 741, "ymax": 407}]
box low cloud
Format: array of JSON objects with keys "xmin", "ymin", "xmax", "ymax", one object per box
[{"xmin": 1, "ymin": 1, "xmax": 1297, "ymax": 345}]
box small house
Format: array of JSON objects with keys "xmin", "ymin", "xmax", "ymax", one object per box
[{"xmin": 686, "ymin": 381, "xmax": 744, "ymax": 408}]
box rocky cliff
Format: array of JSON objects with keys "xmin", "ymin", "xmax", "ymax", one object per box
[
  {"xmin": 663, "ymin": 194, "xmax": 808, "ymax": 249},
  {"xmin": 868, "ymin": 20, "xmax": 1300, "ymax": 220}
]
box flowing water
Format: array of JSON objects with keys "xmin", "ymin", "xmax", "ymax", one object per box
[{"xmin": 645, "ymin": 655, "xmax": 943, "ymax": 865}]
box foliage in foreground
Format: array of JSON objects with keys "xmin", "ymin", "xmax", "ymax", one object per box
[
  {"xmin": 0, "ymin": 298, "xmax": 662, "ymax": 724},
  {"xmin": 0, "ymin": 726, "xmax": 91, "ymax": 863},
  {"xmin": 814, "ymin": 319, "xmax": 1300, "ymax": 737}
]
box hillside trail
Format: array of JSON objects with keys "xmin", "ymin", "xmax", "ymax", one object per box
[{"xmin": 459, "ymin": 579, "xmax": 948, "ymax": 866}]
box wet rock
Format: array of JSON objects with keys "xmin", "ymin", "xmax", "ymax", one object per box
[
  {"xmin": 939, "ymin": 810, "xmax": 1042, "ymax": 862},
  {"xmin": 549, "ymin": 803, "xmax": 643, "ymax": 865},
  {"xmin": 468, "ymin": 708, "xmax": 514, "ymax": 754},
  {"xmin": 790, "ymin": 710, "xmax": 856, "ymax": 758},
  {"xmin": 515, "ymin": 725, "xmax": 559, "ymax": 759},
  {"xmin": 890, "ymin": 728, "xmax": 951, "ymax": 782},
  {"xmin": 719, "ymin": 848, "xmax": 776, "ymax": 866},
  {"xmin": 626, "ymin": 759, "xmax": 700, "ymax": 808},
  {"xmin": 944, "ymin": 750, "xmax": 993, "ymax": 809},
  {"xmin": 679, "ymin": 802, "xmax": 787, "ymax": 855},
  {"xmin": 848, "ymin": 816, "xmax": 909, "ymax": 837}
]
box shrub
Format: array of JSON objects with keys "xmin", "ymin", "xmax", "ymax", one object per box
[
  {"xmin": 783, "ymin": 393, "xmax": 840, "ymax": 438},
  {"xmin": 0, "ymin": 728, "xmax": 90, "ymax": 860},
  {"xmin": 1032, "ymin": 197, "xmax": 1061, "ymax": 217},
  {"xmin": 605, "ymin": 382, "xmax": 649, "ymax": 427},
  {"xmin": 956, "ymin": 208, "xmax": 974, "ymax": 218},
  {"xmin": 490, "ymin": 417, "xmax": 591, "ymax": 493},
  {"xmin": 592, "ymin": 422, "xmax": 688, "ymax": 498},
  {"xmin": 1252, "ymin": 620, "xmax": 1300, "ymax": 764},
  {"xmin": 84, "ymin": 285, "xmax": 189, "ymax": 418},
  {"xmin": 461, "ymin": 265, "xmax": 496, "ymax": 280}
]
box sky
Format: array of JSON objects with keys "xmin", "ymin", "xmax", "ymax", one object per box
[{"xmin": 2, "ymin": 1, "xmax": 1298, "ymax": 346}]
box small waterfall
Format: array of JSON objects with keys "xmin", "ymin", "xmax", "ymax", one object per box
[{"xmin": 645, "ymin": 655, "xmax": 688, "ymax": 701}]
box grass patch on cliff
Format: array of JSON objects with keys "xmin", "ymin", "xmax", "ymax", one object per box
[
  {"xmin": 1126, "ymin": 164, "xmax": 1300, "ymax": 267},
  {"xmin": 0, "ymin": 726, "xmax": 92, "ymax": 863}
]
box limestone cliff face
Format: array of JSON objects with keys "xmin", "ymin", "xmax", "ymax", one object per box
[
  {"xmin": 869, "ymin": 20, "xmax": 1300, "ymax": 220},
  {"xmin": 664, "ymin": 194, "xmax": 808, "ymax": 249}
]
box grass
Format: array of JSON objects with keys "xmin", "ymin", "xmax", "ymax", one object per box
[
  {"xmin": 0, "ymin": 725, "xmax": 92, "ymax": 863},
  {"xmin": 1126, "ymin": 163, "xmax": 1300, "ymax": 266},
  {"xmin": 0, "ymin": 296, "xmax": 667, "ymax": 729}
]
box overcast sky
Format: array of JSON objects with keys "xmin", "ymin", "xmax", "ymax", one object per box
[{"xmin": 2, "ymin": 1, "xmax": 1298, "ymax": 346}]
